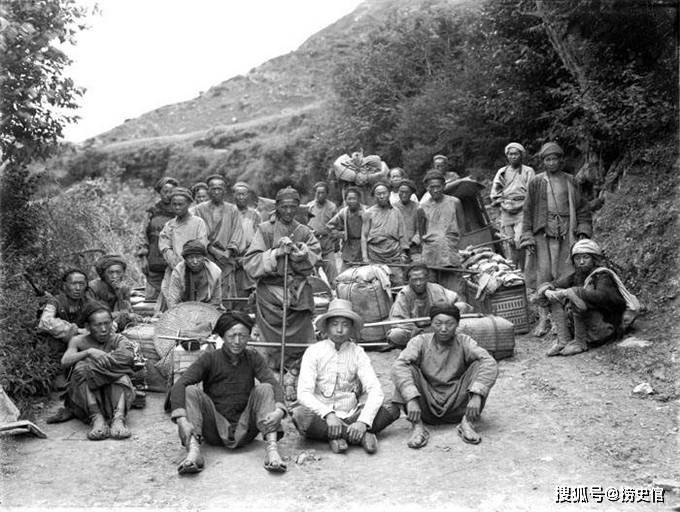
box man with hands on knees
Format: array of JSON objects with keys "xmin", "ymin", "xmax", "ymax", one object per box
[
  {"xmin": 391, "ymin": 304, "xmax": 498, "ymax": 449},
  {"xmin": 292, "ymin": 299, "xmax": 399, "ymax": 454}
]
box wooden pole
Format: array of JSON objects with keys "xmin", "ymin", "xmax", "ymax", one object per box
[{"xmin": 279, "ymin": 252, "xmax": 289, "ymax": 386}]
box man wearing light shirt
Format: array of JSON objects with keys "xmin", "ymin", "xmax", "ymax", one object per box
[{"xmin": 292, "ymin": 299, "xmax": 399, "ymax": 454}]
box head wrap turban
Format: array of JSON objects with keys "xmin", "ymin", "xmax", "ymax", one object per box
[
  {"xmin": 169, "ymin": 187, "xmax": 193, "ymax": 202},
  {"xmin": 232, "ymin": 181, "xmax": 250, "ymax": 192},
  {"xmin": 399, "ymin": 179, "xmax": 417, "ymax": 193},
  {"xmin": 371, "ymin": 180, "xmax": 390, "ymax": 196},
  {"xmin": 191, "ymin": 182, "xmax": 208, "ymax": 196},
  {"xmin": 423, "ymin": 170, "xmax": 445, "ymax": 184},
  {"xmin": 571, "ymin": 239, "xmax": 603, "ymax": 259},
  {"xmin": 275, "ymin": 187, "xmax": 300, "ymax": 204},
  {"xmin": 429, "ymin": 304, "xmax": 461, "ymax": 322},
  {"xmin": 539, "ymin": 142, "xmax": 564, "ymax": 159},
  {"xmin": 205, "ymin": 174, "xmax": 226, "ymax": 187},
  {"xmin": 213, "ymin": 311, "xmax": 254, "ymax": 337},
  {"xmin": 313, "ymin": 181, "xmax": 329, "ymax": 192},
  {"xmin": 82, "ymin": 301, "xmax": 111, "ymax": 322},
  {"xmin": 154, "ymin": 176, "xmax": 179, "ymax": 193},
  {"xmin": 95, "ymin": 254, "xmax": 126, "ymax": 278},
  {"xmin": 504, "ymin": 142, "xmax": 526, "ymax": 156},
  {"xmin": 182, "ymin": 239, "xmax": 207, "ymax": 257}
]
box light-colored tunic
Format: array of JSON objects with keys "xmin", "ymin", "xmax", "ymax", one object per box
[
  {"xmin": 420, "ymin": 195, "xmax": 464, "ymax": 267},
  {"xmin": 166, "ymin": 260, "xmax": 223, "ymax": 309},
  {"xmin": 297, "ymin": 339, "xmax": 384, "ymax": 427},
  {"xmin": 362, "ymin": 204, "xmax": 408, "ymax": 264}
]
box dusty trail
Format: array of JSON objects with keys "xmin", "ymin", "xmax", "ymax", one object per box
[{"xmin": 1, "ymin": 333, "xmax": 677, "ymax": 511}]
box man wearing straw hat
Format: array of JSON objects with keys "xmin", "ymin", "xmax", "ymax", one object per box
[
  {"xmin": 293, "ymin": 298, "xmax": 399, "ymax": 454},
  {"xmin": 243, "ymin": 186, "xmax": 322, "ymax": 397},
  {"xmin": 489, "ymin": 142, "xmax": 535, "ymax": 268}
]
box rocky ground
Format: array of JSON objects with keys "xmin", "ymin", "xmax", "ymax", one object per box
[{"xmin": 1, "ymin": 327, "xmax": 678, "ymax": 512}]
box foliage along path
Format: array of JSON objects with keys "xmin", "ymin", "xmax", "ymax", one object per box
[{"xmin": 1, "ymin": 331, "xmax": 678, "ymax": 511}]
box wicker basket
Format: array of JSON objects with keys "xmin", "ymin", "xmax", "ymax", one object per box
[
  {"xmin": 458, "ymin": 315, "xmax": 515, "ymax": 360},
  {"xmin": 465, "ymin": 280, "xmax": 529, "ymax": 334}
]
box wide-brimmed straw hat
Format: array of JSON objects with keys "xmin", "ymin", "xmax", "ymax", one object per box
[{"xmin": 315, "ymin": 298, "xmax": 363, "ymax": 332}]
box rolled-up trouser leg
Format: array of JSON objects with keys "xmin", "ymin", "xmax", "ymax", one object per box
[{"xmin": 233, "ymin": 382, "xmax": 282, "ymax": 447}]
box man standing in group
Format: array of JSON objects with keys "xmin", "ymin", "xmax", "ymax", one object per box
[
  {"xmin": 520, "ymin": 142, "xmax": 592, "ymax": 337},
  {"xmin": 490, "ymin": 142, "xmax": 535, "ymax": 268},
  {"xmin": 361, "ymin": 181, "xmax": 409, "ymax": 285},
  {"xmin": 194, "ymin": 174, "xmax": 245, "ymax": 303},
  {"xmin": 293, "ymin": 299, "xmax": 398, "ymax": 454},
  {"xmin": 326, "ymin": 187, "xmax": 364, "ymax": 272},
  {"xmin": 392, "ymin": 179, "xmax": 426, "ymax": 263},
  {"xmin": 306, "ymin": 181, "xmax": 339, "ymax": 286},
  {"xmin": 387, "ymin": 263, "xmax": 471, "ymax": 348},
  {"xmin": 158, "ymin": 187, "xmax": 208, "ymax": 311},
  {"xmin": 391, "ymin": 305, "xmax": 498, "ymax": 448},
  {"xmin": 388, "ymin": 168, "xmax": 417, "ymax": 206},
  {"xmin": 243, "ymin": 187, "xmax": 321, "ymax": 385},
  {"xmin": 420, "ymin": 170, "xmax": 465, "ymax": 268},
  {"xmin": 137, "ymin": 176, "xmax": 178, "ymax": 300},
  {"xmin": 165, "ymin": 240, "xmax": 223, "ymax": 310},
  {"xmin": 232, "ymin": 181, "xmax": 262, "ymax": 302},
  {"xmin": 60, "ymin": 303, "xmax": 137, "ymax": 440},
  {"xmin": 169, "ymin": 312, "xmax": 288, "ymax": 474}
]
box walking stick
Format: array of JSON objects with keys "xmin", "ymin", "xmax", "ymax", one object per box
[{"xmin": 279, "ymin": 252, "xmax": 289, "ymax": 387}]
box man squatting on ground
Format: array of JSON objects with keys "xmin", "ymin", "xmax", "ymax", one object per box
[
  {"xmin": 165, "ymin": 240, "xmax": 223, "ymax": 310},
  {"xmin": 169, "ymin": 311, "xmax": 288, "ymax": 474},
  {"xmin": 60, "ymin": 303, "xmax": 137, "ymax": 441},
  {"xmin": 293, "ymin": 299, "xmax": 399, "ymax": 454},
  {"xmin": 535, "ymin": 239, "xmax": 630, "ymax": 357},
  {"xmin": 392, "ymin": 304, "xmax": 498, "ymax": 448}
]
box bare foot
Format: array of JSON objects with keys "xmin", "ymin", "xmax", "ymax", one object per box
[
  {"xmin": 264, "ymin": 442, "xmax": 287, "ymax": 473},
  {"xmin": 110, "ymin": 415, "xmax": 131, "ymax": 439},
  {"xmin": 178, "ymin": 437, "xmax": 204, "ymax": 475},
  {"xmin": 457, "ymin": 416, "xmax": 481, "ymax": 445},
  {"xmin": 407, "ymin": 423, "xmax": 429, "ymax": 449},
  {"xmin": 87, "ymin": 413, "xmax": 110, "ymax": 441}
]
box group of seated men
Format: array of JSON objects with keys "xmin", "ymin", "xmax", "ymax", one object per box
[{"xmin": 37, "ymin": 144, "xmax": 634, "ymax": 476}]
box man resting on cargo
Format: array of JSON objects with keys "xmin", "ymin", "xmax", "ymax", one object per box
[
  {"xmin": 391, "ymin": 304, "xmax": 498, "ymax": 448},
  {"xmin": 387, "ymin": 263, "xmax": 472, "ymax": 348},
  {"xmin": 58, "ymin": 303, "xmax": 137, "ymax": 440},
  {"xmin": 169, "ymin": 312, "xmax": 288, "ymax": 474},
  {"xmin": 535, "ymin": 239, "xmax": 634, "ymax": 357},
  {"xmin": 293, "ymin": 299, "xmax": 399, "ymax": 454}
]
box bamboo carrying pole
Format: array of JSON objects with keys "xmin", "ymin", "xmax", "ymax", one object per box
[
  {"xmin": 345, "ymin": 262, "xmax": 478, "ymax": 274},
  {"xmin": 279, "ymin": 252, "xmax": 289, "ymax": 386}
]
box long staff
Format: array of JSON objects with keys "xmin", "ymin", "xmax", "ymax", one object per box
[{"xmin": 279, "ymin": 252, "xmax": 289, "ymax": 387}]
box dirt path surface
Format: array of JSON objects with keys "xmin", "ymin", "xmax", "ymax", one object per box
[{"xmin": 1, "ymin": 333, "xmax": 678, "ymax": 512}]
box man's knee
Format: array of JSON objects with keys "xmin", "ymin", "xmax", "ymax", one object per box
[
  {"xmin": 252, "ymin": 382, "xmax": 274, "ymax": 399},
  {"xmin": 291, "ymin": 405, "xmax": 315, "ymax": 435},
  {"xmin": 387, "ymin": 328, "xmax": 410, "ymax": 347},
  {"xmin": 185, "ymin": 384, "xmax": 205, "ymax": 404}
]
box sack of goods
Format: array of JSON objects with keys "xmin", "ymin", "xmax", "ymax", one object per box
[
  {"xmin": 336, "ymin": 264, "xmax": 393, "ymax": 343},
  {"xmin": 461, "ymin": 247, "xmax": 529, "ymax": 334}
]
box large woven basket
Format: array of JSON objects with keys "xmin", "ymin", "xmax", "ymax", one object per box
[
  {"xmin": 464, "ymin": 280, "xmax": 529, "ymax": 334},
  {"xmin": 153, "ymin": 302, "xmax": 221, "ymax": 378},
  {"xmin": 458, "ymin": 314, "xmax": 515, "ymax": 360}
]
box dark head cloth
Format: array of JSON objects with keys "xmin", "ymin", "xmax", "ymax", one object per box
[
  {"xmin": 191, "ymin": 182, "xmax": 208, "ymax": 195},
  {"xmin": 371, "ymin": 180, "xmax": 390, "ymax": 196},
  {"xmin": 399, "ymin": 179, "xmax": 417, "ymax": 193},
  {"xmin": 423, "ymin": 170, "xmax": 445, "ymax": 184},
  {"xmin": 539, "ymin": 142, "xmax": 564, "ymax": 159},
  {"xmin": 82, "ymin": 301, "xmax": 112, "ymax": 322},
  {"xmin": 206, "ymin": 174, "xmax": 226, "ymax": 187},
  {"xmin": 313, "ymin": 181, "xmax": 329, "ymax": 192},
  {"xmin": 169, "ymin": 187, "xmax": 193, "ymax": 202},
  {"xmin": 213, "ymin": 311, "xmax": 254, "ymax": 337},
  {"xmin": 430, "ymin": 304, "xmax": 461, "ymax": 322},
  {"xmin": 95, "ymin": 254, "xmax": 126, "ymax": 278},
  {"xmin": 154, "ymin": 176, "xmax": 179, "ymax": 192},
  {"xmin": 182, "ymin": 239, "xmax": 207, "ymax": 257},
  {"xmin": 275, "ymin": 186, "xmax": 301, "ymax": 204}
]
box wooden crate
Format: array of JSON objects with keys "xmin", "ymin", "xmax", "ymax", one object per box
[{"xmin": 465, "ymin": 280, "xmax": 530, "ymax": 334}]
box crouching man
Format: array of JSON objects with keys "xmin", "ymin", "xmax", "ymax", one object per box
[
  {"xmin": 292, "ymin": 299, "xmax": 399, "ymax": 454},
  {"xmin": 60, "ymin": 303, "xmax": 137, "ymax": 440},
  {"xmin": 169, "ymin": 312, "xmax": 288, "ymax": 475},
  {"xmin": 537, "ymin": 239, "xmax": 631, "ymax": 357},
  {"xmin": 391, "ymin": 305, "xmax": 498, "ymax": 448}
]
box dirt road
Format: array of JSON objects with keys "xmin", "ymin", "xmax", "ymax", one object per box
[{"xmin": 1, "ymin": 332, "xmax": 677, "ymax": 511}]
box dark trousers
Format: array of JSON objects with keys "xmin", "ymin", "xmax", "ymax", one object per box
[
  {"xmin": 183, "ymin": 383, "xmax": 281, "ymax": 448},
  {"xmin": 291, "ymin": 404, "xmax": 398, "ymax": 441}
]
